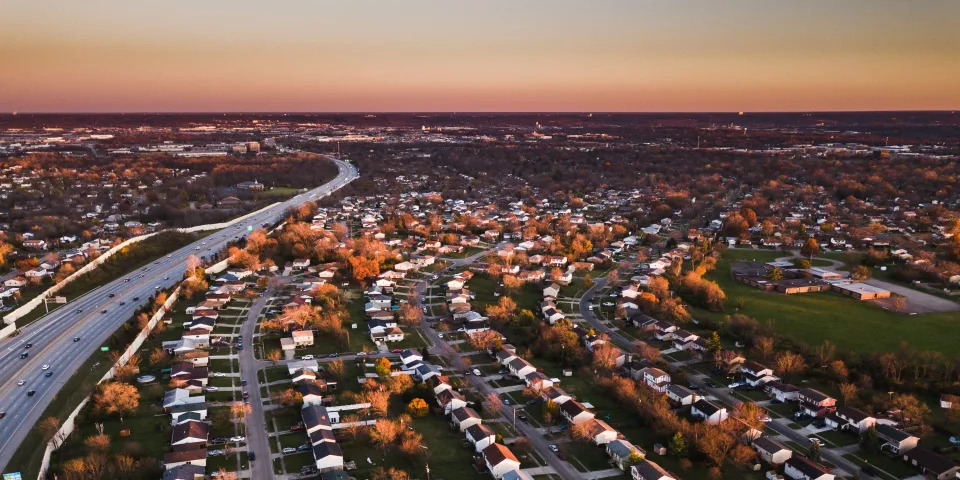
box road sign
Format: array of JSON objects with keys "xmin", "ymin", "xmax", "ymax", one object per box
[
  {"xmin": 54, "ymin": 296, "xmax": 67, "ymax": 304},
  {"xmin": 247, "ymin": 225, "xmax": 253, "ymax": 231},
  {"xmin": 100, "ymin": 346, "xmax": 110, "ymax": 352},
  {"xmin": 4, "ymin": 472, "xmax": 23, "ymax": 480}
]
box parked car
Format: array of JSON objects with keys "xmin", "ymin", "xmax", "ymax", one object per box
[
  {"xmin": 248, "ymin": 452, "xmax": 256, "ymax": 461},
  {"xmin": 204, "ymin": 386, "xmax": 219, "ymax": 392},
  {"xmin": 282, "ymin": 447, "xmax": 297, "ymax": 454},
  {"xmin": 297, "ymin": 444, "xmax": 310, "ymax": 452},
  {"xmin": 807, "ymin": 437, "xmax": 820, "ymax": 444},
  {"xmin": 548, "ymin": 444, "xmax": 559, "ymax": 452},
  {"xmin": 301, "ymin": 355, "xmax": 315, "ymax": 360},
  {"xmin": 472, "ymin": 368, "xmax": 482, "ymax": 376},
  {"xmin": 230, "ymin": 436, "xmax": 246, "ymax": 442}
]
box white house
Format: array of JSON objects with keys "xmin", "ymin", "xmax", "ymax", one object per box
[
  {"xmin": 631, "ymin": 459, "xmax": 676, "ymax": 480},
  {"xmin": 483, "ymin": 443, "xmax": 521, "ymax": 479},
  {"xmin": 784, "ymin": 456, "xmax": 834, "ymax": 480},
  {"xmin": 691, "ymin": 399, "xmax": 728, "ymax": 425},
  {"xmin": 753, "ymin": 437, "xmax": 792, "ymax": 465},
  {"xmin": 465, "ymin": 423, "xmax": 497, "ymax": 452}
]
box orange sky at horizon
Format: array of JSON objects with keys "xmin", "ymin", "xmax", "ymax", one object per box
[{"xmin": 1, "ymin": 0, "xmax": 958, "ymax": 112}]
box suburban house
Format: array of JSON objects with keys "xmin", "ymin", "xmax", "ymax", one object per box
[
  {"xmin": 508, "ymin": 358, "xmax": 537, "ymax": 379},
  {"xmin": 465, "ymin": 423, "xmax": 497, "ymax": 452},
  {"xmin": 691, "ymin": 399, "xmax": 728, "ymax": 425},
  {"xmin": 161, "ymin": 464, "xmax": 205, "ymax": 480},
  {"xmin": 580, "ymin": 418, "xmax": 618, "ymax": 445},
  {"xmin": 638, "ymin": 367, "xmax": 671, "ymax": 393},
  {"xmin": 765, "ymin": 382, "xmax": 800, "ymax": 403},
  {"xmin": 902, "ymin": 447, "xmax": 960, "ymax": 480},
  {"xmin": 665, "ymin": 384, "xmax": 699, "ymax": 406},
  {"xmin": 292, "ymin": 330, "xmax": 315, "ymax": 347},
  {"xmin": 451, "ymin": 406, "xmax": 482, "ymax": 431},
  {"xmin": 312, "ymin": 441, "xmax": 344, "ymax": 473},
  {"xmin": 740, "ymin": 360, "xmax": 779, "ymax": 387},
  {"xmin": 784, "ymin": 456, "xmax": 834, "ymax": 480},
  {"xmin": 560, "ymin": 400, "xmax": 596, "ymax": 425},
  {"xmin": 606, "ymin": 438, "xmax": 643, "ymax": 471},
  {"xmin": 543, "ymin": 284, "xmax": 561, "ymax": 298},
  {"xmin": 876, "ymin": 424, "xmax": 919, "ymax": 454},
  {"xmin": 436, "ymin": 389, "xmax": 468, "ymax": 415},
  {"xmin": 630, "ymin": 459, "xmax": 676, "ymax": 480},
  {"xmin": 825, "ymin": 406, "xmax": 876, "ymax": 433},
  {"xmin": 752, "ymin": 436, "xmax": 792, "ymax": 465},
  {"xmin": 302, "ymin": 404, "xmax": 334, "ymax": 435},
  {"xmin": 482, "ymin": 443, "xmax": 521, "ymax": 478},
  {"xmin": 170, "ymin": 421, "xmax": 209, "ymax": 447},
  {"xmin": 541, "ymin": 386, "xmax": 572, "ymax": 405},
  {"xmin": 798, "ymin": 388, "xmax": 836, "ymax": 418},
  {"xmin": 162, "ymin": 448, "xmax": 207, "ymax": 470}
]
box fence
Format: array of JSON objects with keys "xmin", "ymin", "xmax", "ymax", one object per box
[{"xmin": 35, "ymin": 258, "xmax": 230, "ymax": 479}]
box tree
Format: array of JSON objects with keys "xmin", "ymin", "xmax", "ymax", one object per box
[
  {"xmin": 94, "ymin": 382, "xmax": 140, "ymax": 420},
  {"xmin": 271, "ymin": 388, "xmax": 304, "ymax": 408},
  {"xmin": 375, "ymin": 357, "xmax": 392, "ymax": 379},
  {"xmin": 371, "ymin": 467, "xmax": 411, "ymax": 480},
  {"xmin": 371, "ymin": 419, "xmax": 402, "ymax": 448},
  {"xmin": 468, "ymin": 329, "xmax": 501, "ymax": 351},
  {"xmin": 774, "ymin": 351, "xmax": 806, "ymax": 378},
  {"xmin": 398, "ymin": 303, "xmax": 423, "ymax": 327},
  {"xmin": 265, "ymin": 349, "xmax": 282, "ymax": 364},
  {"xmin": 37, "ymin": 416, "xmax": 62, "ymax": 447},
  {"xmin": 850, "ymin": 265, "xmax": 871, "ymax": 281},
  {"xmin": 406, "ymin": 398, "xmax": 428, "ymax": 417},
  {"xmin": 485, "ymin": 392, "xmax": 504, "ymax": 415},
  {"xmin": 753, "ymin": 336, "xmax": 774, "ymax": 360},
  {"xmin": 543, "ymin": 399, "xmax": 559, "ymax": 425},
  {"xmin": 706, "ymin": 331, "xmax": 722, "ymax": 355},
  {"xmin": 327, "ymin": 359, "xmax": 345, "ymax": 380},
  {"xmin": 398, "ymin": 430, "xmax": 427, "ymax": 459},
  {"xmin": 668, "ymin": 431, "xmax": 687, "ymax": 456},
  {"xmin": 149, "ymin": 347, "xmax": 169, "ymax": 367},
  {"xmin": 591, "ymin": 342, "xmax": 621, "ymax": 372},
  {"xmin": 230, "ymin": 401, "xmax": 252, "ymax": 421},
  {"xmin": 800, "ymin": 238, "xmax": 820, "ymax": 259},
  {"xmin": 808, "ymin": 439, "xmax": 821, "ymax": 460},
  {"xmin": 767, "ymin": 267, "xmax": 783, "ymax": 281},
  {"xmin": 502, "ymin": 274, "xmax": 523, "ymax": 293},
  {"xmin": 365, "ymin": 389, "xmax": 391, "ymax": 417},
  {"xmin": 839, "ymin": 383, "xmax": 859, "ymax": 406},
  {"xmin": 861, "ymin": 425, "xmax": 880, "ymax": 451},
  {"xmin": 83, "ymin": 433, "xmax": 111, "ymax": 453}
]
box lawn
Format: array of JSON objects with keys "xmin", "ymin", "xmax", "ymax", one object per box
[{"xmin": 696, "ymin": 249, "xmax": 960, "ymax": 354}]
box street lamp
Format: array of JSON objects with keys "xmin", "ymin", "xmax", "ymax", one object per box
[{"xmin": 425, "ymin": 463, "xmax": 431, "ymax": 480}]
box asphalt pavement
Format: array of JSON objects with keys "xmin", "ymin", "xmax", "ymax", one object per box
[{"xmin": 0, "ymin": 158, "xmax": 357, "ymax": 472}]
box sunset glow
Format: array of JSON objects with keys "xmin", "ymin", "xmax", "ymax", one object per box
[{"xmin": 2, "ymin": 0, "xmax": 958, "ymax": 112}]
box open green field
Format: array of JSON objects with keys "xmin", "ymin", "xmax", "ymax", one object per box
[{"xmin": 699, "ymin": 249, "xmax": 960, "ymax": 354}]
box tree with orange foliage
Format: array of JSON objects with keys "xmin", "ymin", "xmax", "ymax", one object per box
[
  {"xmin": 348, "ymin": 255, "xmax": 380, "ymax": 286},
  {"xmin": 94, "ymin": 382, "xmax": 140, "ymax": 420}
]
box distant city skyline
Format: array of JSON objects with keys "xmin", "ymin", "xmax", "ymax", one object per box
[{"xmin": 2, "ymin": 0, "xmax": 958, "ymax": 112}]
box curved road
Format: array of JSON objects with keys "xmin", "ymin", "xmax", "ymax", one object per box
[{"xmin": 0, "ymin": 157, "xmax": 357, "ymax": 472}]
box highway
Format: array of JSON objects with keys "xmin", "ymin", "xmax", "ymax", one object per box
[{"xmin": 0, "ymin": 157, "xmax": 357, "ymax": 472}]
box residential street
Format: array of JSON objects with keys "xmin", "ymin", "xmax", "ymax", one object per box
[{"xmin": 239, "ymin": 289, "xmax": 275, "ymax": 480}]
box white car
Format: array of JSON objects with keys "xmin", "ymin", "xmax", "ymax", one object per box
[
  {"xmin": 41, "ymin": 365, "xmax": 50, "ymax": 370},
  {"xmin": 301, "ymin": 355, "xmax": 315, "ymax": 360},
  {"xmin": 356, "ymin": 352, "xmax": 366, "ymax": 356},
  {"xmin": 204, "ymin": 386, "xmax": 219, "ymax": 392},
  {"xmin": 602, "ymin": 302, "xmax": 615, "ymax": 306},
  {"xmin": 213, "ymin": 372, "xmax": 227, "ymax": 377},
  {"xmin": 17, "ymin": 380, "xmax": 26, "ymax": 386},
  {"xmin": 472, "ymin": 368, "xmax": 482, "ymax": 376},
  {"xmin": 230, "ymin": 436, "xmax": 246, "ymax": 443},
  {"xmin": 548, "ymin": 444, "xmax": 559, "ymax": 452},
  {"xmin": 282, "ymin": 447, "xmax": 297, "ymax": 454}
]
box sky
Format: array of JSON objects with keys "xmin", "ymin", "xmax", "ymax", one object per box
[{"xmin": 1, "ymin": 0, "xmax": 958, "ymax": 112}]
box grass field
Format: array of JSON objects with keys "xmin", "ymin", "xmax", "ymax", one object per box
[{"xmin": 698, "ymin": 249, "xmax": 960, "ymax": 354}]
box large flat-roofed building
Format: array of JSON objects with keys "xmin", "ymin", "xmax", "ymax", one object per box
[{"xmin": 831, "ymin": 282, "xmax": 891, "ymax": 300}]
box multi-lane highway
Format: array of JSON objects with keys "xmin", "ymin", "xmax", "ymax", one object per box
[{"xmin": 0, "ymin": 157, "xmax": 357, "ymax": 471}]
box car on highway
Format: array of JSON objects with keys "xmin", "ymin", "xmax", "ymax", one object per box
[
  {"xmin": 108, "ymin": 293, "xmax": 115, "ymax": 298},
  {"xmin": 73, "ymin": 337, "xmax": 80, "ymax": 342},
  {"xmin": 19, "ymin": 352, "xmax": 27, "ymax": 359},
  {"xmin": 45, "ymin": 371, "xmax": 53, "ymax": 377},
  {"xmin": 133, "ymin": 297, "xmax": 139, "ymax": 301},
  {"xmin": 0, "ymin": 412, "xmax": 6, "ymax": 419},
  {"xmin": 24, "ymin": 343, "xmax": 32, "ymax": 349},
  {"xmin": 41, "ymin": 364, "xmax": 50, "ymax": 370},
  {"xmin": 164, "ymin": 277, "xmax": 169, "ymax": 280},
  {"xmin": 27, "ymin": 390, "xmax": 36, "ymax": 396},
  {"xmin": 119, "ymin": 301, "xmax": 126, "ymax": 306},
  {"xmin": 75, "ymin": 309, "xmax": 83, "ymax": 313},
  {"xmin": 101, "ymin": 309, "xmax": 107, "ymax": 314},
  {"xmin": 125, "ymin": 278, "xmax": 130, "ymax": 282},
  {"xmin": 17, "ymin": 380, "xmax": 25, "ymax": 386}
]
